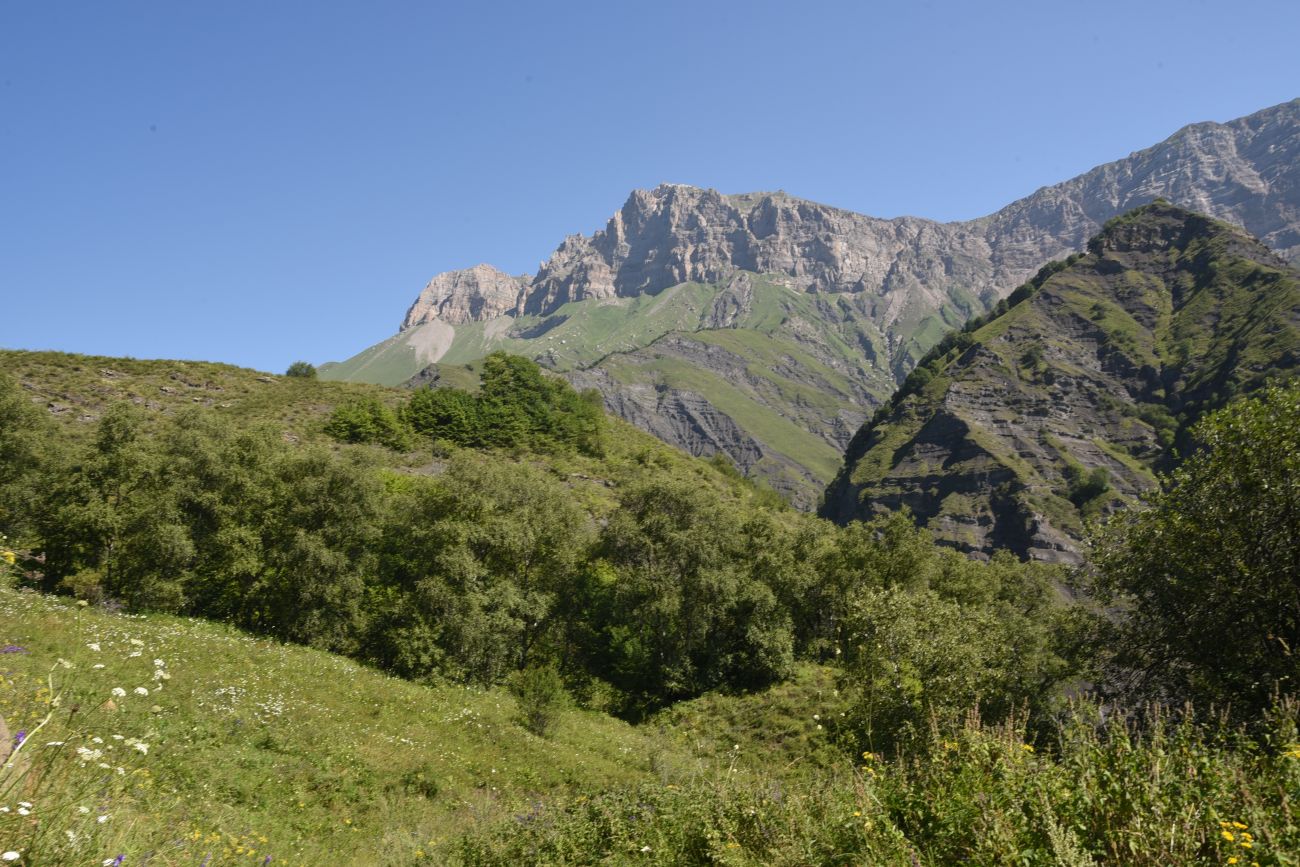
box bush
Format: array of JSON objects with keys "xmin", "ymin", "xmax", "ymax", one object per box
[
  {"xmin": 285, "ymin": 360, "xmax": 317, "ymax": 378},
  {"xmin": 1064, "ymin": 463, "xmax": 1110, "ymax": 507},
  {"xmin": 323, "ymin": 397, "xmax": 412, "ymax": 450},
  {"xmin": 508, "ymin": 665, "xmax": 568, "ymax": 737}
]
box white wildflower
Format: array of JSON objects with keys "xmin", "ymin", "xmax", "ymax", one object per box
[
  {"xmin": 110, "ymin": 687, "xmax": 126, "ymax": 698},
  {"xmin": 1, "ymin": 852, "xmax": 19, "ymax": 862},
  {"xmin": 133, "ymin": 687, "xmax": 149, "ymax": 696},
  {"xmin": 132, "ymin": 742, "xmax": 148, "ymax": 755},
  {"xmin": 128, "ymin": 639, "xmax": 144, "ymax": 647},
  {"xmin": 78, "ymin": 805, "xmax": 90, "ymax": 814},
  {"xmin": 97, "ymin": 813, "xmax": 109, "ymax": 823},
  {"xmin": 87, "ymin": 642, "xmax": 101, "ymax": 652},
  {"xmin": 127, "ymin": 651, "xmax": 142, "ymax": 658},
  {"xmin": 92, "ymin": 663, "xmax": 105, "ymax": 670},
  {"xmin": 16, "ymin": 807, "xmax": 29, "ymax": 816},
  {"xmin": 153, "ymin": 658, "xmax": 165, "ymax": 667},
  {"xmin": 56, "ymin": 658, "xmax": 73, "ymax": 669}
]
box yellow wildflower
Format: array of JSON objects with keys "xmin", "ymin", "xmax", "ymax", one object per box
[
  {"xmin": 1222, "ymin": 830, "xmax": 1235, "ymax": 842},
  {"xmin": 1, "ymin": 551, "xmax": 14, "ymax": 566},
  {"xmin": 1232, "ymin": 821, "xmax": 1248, "ymax": 830}
]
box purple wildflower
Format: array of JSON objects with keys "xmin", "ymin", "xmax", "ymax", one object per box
[
  {"xmin": 13, "ymin": 731, "xmax": 25, "ymax": 747},
  {"xmin": 263, "ymin": 857, "xmax": 272, "ymax": 865},
  {"xmin": 0, "ymin": 645, "xmax": 27, "ymax": 654},
  {"xmin": 112, "ymin": 856, "xmax": 125, "ymax": 867}
]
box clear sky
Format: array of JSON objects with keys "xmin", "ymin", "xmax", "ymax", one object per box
[{"xmin": 3, "ymin": 0, "xmax": 1298, "ymax": 373}]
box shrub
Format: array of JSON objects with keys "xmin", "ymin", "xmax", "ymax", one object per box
[
  {"xmin": 323, "ymin": 397, "xmax": 411, "ymax": 450},
  {"xmin": 284, "ymin": 360, "xmax": 317, "ymax": 378},
  {"xmin": 508, "ymin": 665, "xmax": 568, "ymax": 737}
]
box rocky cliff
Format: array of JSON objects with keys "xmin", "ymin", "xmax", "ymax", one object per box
[
  {"xmin": 821, "ymin": 202, "xmax": 1300, "ymax": 561},
  {"xmin": 327, "ymin": 98, "xmax": 1300, "ymax": 507},
  {"xmin": 402, "ymin": 264, "xmax": 529, "ymax": 328}
]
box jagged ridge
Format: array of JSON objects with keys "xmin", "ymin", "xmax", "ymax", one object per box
[{"xmin": 327, "ymin": 98, "xmax": 1300, "ymax": 508}]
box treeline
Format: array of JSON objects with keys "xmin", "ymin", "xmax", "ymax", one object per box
[
  {"xmin": 324, "ymin": 352, "xmax": 606, "ymax": 456},
  {"xmin": 2, "ymin": 357, "xmax": 1295, "ymax": 740},
  {"xmin": 0, "ymin": 363, "xmax": 1083, "ymax": 725}
]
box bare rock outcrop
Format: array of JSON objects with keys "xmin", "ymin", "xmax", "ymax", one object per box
[{"xmin": 401, "ymin": 264, "xmax": 528, "ymax": 328}]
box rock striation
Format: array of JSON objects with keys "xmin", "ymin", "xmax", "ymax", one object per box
[{"xmin": 821, "ymin": 203, "xmax": 1300, "ymax": 561}]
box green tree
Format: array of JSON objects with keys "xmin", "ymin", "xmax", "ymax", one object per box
[
  {"xmin": 285, "ymin": 361, "xmax": 317, "ymax": 378},
  {"xmin": 324, "ymin": 397, "xmax": 412, "ymax": 450},
  {"xmin": 404, "ymin": 387, "xmax": 483, "ymax": 446},
  {"xmin": 1091, "ymin": 380, "xmax": 1300, "ymax": 713},
  {"xmin": 0, "ymin": 372, "xmax": 52, "ymax": 540},
  {"xmin": 594, "ymin": 479, "xmax": 793, "ymax": 713}
]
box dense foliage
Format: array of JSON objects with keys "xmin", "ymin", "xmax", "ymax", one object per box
[
  {"xmin": 326, "ymin": 352, "xmax": 606, "ymax": 457},
  {"xmin": 0, "ymin": 363, "xmax": 1086, "ymax": 727},
  {"xmin": 1092, "ymin": 378, "xmax": 1300, "ymax": 714}
]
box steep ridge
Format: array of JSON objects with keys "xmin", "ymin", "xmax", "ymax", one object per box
[
  {"xmin": 821, "ymin": 202, "xmax": 1300, "ymax": 561},
  {"xmin": 323, "ymin": 98, "xmax": 1300, "ymax": 506}
]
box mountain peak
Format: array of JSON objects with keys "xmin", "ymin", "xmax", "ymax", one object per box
[{"xmin": 400, "ymin": 264, "xmax": 528, "ymax": 329}]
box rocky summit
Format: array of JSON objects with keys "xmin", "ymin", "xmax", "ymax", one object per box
[
  {"xmin": 821, "ymin": 202, "xmax": 1300, "ymax": 561},
  {"xmin": 323, "ymin": 98, "xmax": 1300, "ymax": 507}
]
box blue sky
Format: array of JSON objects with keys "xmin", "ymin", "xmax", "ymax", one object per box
[{"xmin": 3, "ymin": 0, "xmax": 1298, "ymax": 372}]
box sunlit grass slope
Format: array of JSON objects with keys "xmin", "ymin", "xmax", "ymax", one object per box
[{"xmin": 0, "ymin": 586, "xmax": 696, "ymax": 865}]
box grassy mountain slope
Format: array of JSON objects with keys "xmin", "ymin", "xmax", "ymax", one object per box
[
  {"xmin": 0, "ymin": 585, "xmax": 702, "ymax": 865},
  {"xmin": 323, "ymin": 272, "xmax": 975, "ymax": 506},
  {"xmin": 821, "ymin": 203, "xmax": 1300, "ymax": 561}
]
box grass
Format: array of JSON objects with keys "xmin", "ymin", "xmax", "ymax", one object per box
[
  {"xmin": 0, "ymin": 584, "xmax": 693, "ymax": 865},
  {"xmin": 4, "ymin": 564, "xmax": 1300, "ymax": 865},
  {"xmin": 0, "ymin": 350, "xmax": 405, "ymax": 452}
]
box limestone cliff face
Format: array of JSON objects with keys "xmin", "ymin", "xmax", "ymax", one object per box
[
  {"xmin": 401, "ymin": 99, "xmax": 1300, "ymax": 333},
  {"xmin": 974, "ymin": 98, "xmax": 1300, "ymax": 286},
  {"xmin": 401, "ymin": 264, "xmax": 528, "ymax": 328},
  {"xmin": 521, "ymin": 185, "xmax": 993, "ymax": 324},
  {"xmin": 822, "ymin": 203, "xmax": 1300, "ymax": 561}
]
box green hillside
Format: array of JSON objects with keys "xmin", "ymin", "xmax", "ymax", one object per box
[
  {"xmin": 4, "ymin": 346, "xmax": 1300, "ymax": 864},
  {"xmin": 321, "ymin": 273, "xmax": 976, "ymax": 507},
  {"xmin": 822, "ymin": 202, "xmax": 1300, "ymax": 560}
]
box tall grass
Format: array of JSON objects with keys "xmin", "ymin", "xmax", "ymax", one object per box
[{"xmin": 456, "ymin": 703, "xmax": 1299, "ymax": 865}]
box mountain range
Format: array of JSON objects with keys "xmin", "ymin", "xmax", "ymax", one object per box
[{"xmin": 322, "ymin": 98, "xmax": 1300, "ymax": 507}]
